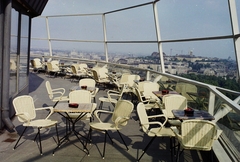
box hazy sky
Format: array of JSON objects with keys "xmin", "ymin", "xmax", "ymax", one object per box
[{"xmin": 31, "ymin": 0, "xmax": 240, "ymax": 60}]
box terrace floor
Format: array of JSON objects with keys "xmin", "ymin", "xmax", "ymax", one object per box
[{"xmin": 0, "ymin": 72, "xmax": 216, "ymax": 162}]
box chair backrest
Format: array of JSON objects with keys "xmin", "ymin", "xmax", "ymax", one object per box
[
  {"xmin": 51, "ymin": 60, "xmax": 60, "ymax": 71},
  {"xmin": 162, "ymin": 94, "xmax": 187, "ymax": 118},
  {"xmin": 119, "ymin": 73, "xmax": 131, "ymax": 85},
  {"xmin": 45, "ymin": 81, "xmax": 53, "ymax": 99},
  {"xmin": 142, "ymin": 82, "xmax": 160, "ymax": 100},
  {"xmin": 79, "ymin": 78, "xmax": 96, "ymax": 87},
  {"xmin": 79, "ymin": 63, "xmax": 88, "ymax": 70},
  {"xmin": 12, "ymin": 95, "xmax": 36, "ymax": 122},
  {"xmin": 180, "ymin": 120, "xmax": 217, "ymax": 150},
  {"xmin": 137, "ymin": 103, "xmax": 150, "ymax": 132},
  {"xmin": 134, "ymin": 86, "xmax": 144, "ymax": 102},
  {"xmin": 137, "ymin": 81, "xmax": 152, "ymax": 93},
  {"xmin": 98, "ymin": 67, "xmax": 108, "ymax": 78},
  {"xmin": 126, "ymin": 74, "xmax": 140, "ymax": 87},
  {"xmin": 69, "ymin": 90, "xmax": 91, "ymax": 103},
  {"xmin": 71, "ymin": 64, "xmax": 79, "ymax": 75},
  {"xmin": 91, "ymin": 69, "xmax": 99, "ymax": 81},
  {"xmin": 33, "ymin": 58, "xmax": 42, "ymax": 68},
  {"xmin": 112, "ymin": 100, "xmax": 134, "ymax": 127},
  {"xmin": 46, "ymin": 62, "xmax": 53, "ymax": 71}
]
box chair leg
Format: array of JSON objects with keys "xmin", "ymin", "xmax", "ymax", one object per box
[
  {"xmin": 13, "ymin": 127, "xmax": 27, "ymax": 150},
  {"xmin": 37, "ymin": 128, "xmax": 43, "ymax": 155},
  {"xmin": 33, "ymin": 130, "xmax": 40, "ymax": 142},
  {"xmin": 137, "ymin": 136, "xmax": 156, "ymax": 161},
  {"xmin": 99, "ymin": 101, "xmax": 103, "ymax": 109},
  {"xmin": 102, "ymin": 131, "xmax": 107, "ymax": 159},
  {"xmin": 176, "ymin": 143, "xmax": 184, "ymax": 162},
  {"xmin": 117, "ymin": 130, "xmax": 128, "ymax": 150},
  {"xmin": 55, "ymin": 123, "xmax": 60, "ymax": 145},
  {"xmin": 105, "ymin": 131, "xmax": 114, "ymax": 145}
]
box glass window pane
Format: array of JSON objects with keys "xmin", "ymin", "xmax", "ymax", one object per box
[
  {"xmin": 106, "ymin": 5, "xmax": 156, "ymax": 41},
  {"xmin": 50, "ymin": 41, "xmax": 104, "ymax": 60},
  {"xmin": 157, "ymin": 0, "xmax": 232, "ymax": 40},
  {"xmin": 48, "ymin": 15, "xmax": 103, "ymax": 40},
  {"xmin": 19, "ymin": 14, "xmax": 29, "ymax": 90},
  {"xmin": 31, "ymin": 17, "xmax": 48, "ymax": 38},
  {"xmin": 10, "ymin": 9, "xmax": 18, "ymax": 96}
]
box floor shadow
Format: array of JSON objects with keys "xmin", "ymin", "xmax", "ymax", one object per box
[{"xmin": 28, "ymin": 73, "xmax": 45, "ymax": 93}]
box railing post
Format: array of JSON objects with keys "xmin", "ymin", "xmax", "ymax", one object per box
[
  {"xmin": 208, "ymin": 91, "xmax": 215, "ymax": 115},
  {"xmin": 45, "ymin": 16, "xmax": 53, "ymax": 62},
  {"xmin": 146, "ymin": 71, "xmax": 151, "ymax": 81}
]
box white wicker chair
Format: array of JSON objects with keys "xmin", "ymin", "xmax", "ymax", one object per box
[
  {"xmin": 171, "ymin": 120, "xmax": 221, "ymax": 162},
  {"xmin": 137, "ymin": 102, "xmax": 175, "ymax": 161},
  {"xmin": 87, "ymin": 100, "xmax": 134, "ymax": 159},
  {"xmin": 12, "ymin": 95, "xmax": 59, "ymax": 155},
  {"xmin": 67, "ymin": 90, "xmax": 97, "ymax": 121},
  {"xmin": 79, "ymin": 78, "xmax": 99, "ymax": 103},
  {"xmin": 162, "ymin": 94, "xmax": 187, "ymax": 126}
]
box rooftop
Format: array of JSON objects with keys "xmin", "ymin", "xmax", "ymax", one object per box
[{"xmin": 0, "ymin": 72, "xmax": 215, "ymax": 162}]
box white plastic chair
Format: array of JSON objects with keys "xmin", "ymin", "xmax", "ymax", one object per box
[
  {"xmin": 137, "ymin": 102, "xmax": 175, "ymax": 161},
  {"xmin": 87, "ymin": 100, "xmax": 134, "ymax": 159},
  {"xmin": 12, "ymin": 95, "xmax": 59, "ymax": 155},
  {"xmin": 45, "ymin": 81, "xmax": 69, "ymax": 107}
]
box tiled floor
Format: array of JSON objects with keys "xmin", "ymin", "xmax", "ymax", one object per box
[{"xmin": 0, "ymin": 72, "xmax": 213, "ymax": 162}]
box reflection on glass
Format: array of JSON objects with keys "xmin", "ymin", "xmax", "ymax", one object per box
[
  {"xmin": 19, "ymin": 14, "xmax": 29, "ymax": 90},
  {"xmin": 10, "ymin": 8, "xmax": 18, "ymax": 96}
]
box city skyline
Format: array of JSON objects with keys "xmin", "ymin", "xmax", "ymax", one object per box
[{"xmin": 31, "ymin": 0, "xmax": 239, "ymax": 60}]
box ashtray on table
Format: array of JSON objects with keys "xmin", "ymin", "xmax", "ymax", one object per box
[
  {"xmin": 184, "ymin": 107, "xmax": 194, "ymax": 116},
  {"xmin": 81, "ymin": 85, "xmax": 87, "ymax": 90},
  {"xmin": 162, "ymin": 90, "xmax": 169, "ymax": 95},
  {"xmin": 69, "ymin": 103, "xmax": 79, "ymax": 108}
]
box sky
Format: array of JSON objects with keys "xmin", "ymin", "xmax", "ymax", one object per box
[{"xmin": 31, "ymin": 0, "xmax": 240, "ymax": 60}]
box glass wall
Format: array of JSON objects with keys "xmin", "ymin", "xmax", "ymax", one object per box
[
  {"xmin": 19, "ymin": 14, "xmax": 29, "ymax": 90},
  {"xmin": 10, "ymin": 9, "xmax": 18, "ymax": 96},
  {"xmin": 10, "ymin": 8, "xmax": 30, "ymax": 95}
]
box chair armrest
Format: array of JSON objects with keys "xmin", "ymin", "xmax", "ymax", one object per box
[
  {"xmin": 141, "ymin": 121, "xmax": 163, "ymax": 127},
  {"xmin": 35, "ymin": 107, "xmax": 54, "ymax": 119},
  {"xmin": 147, "ymin": 114, "xmax": 166, "ymax": 119},
  {"xmin": 107, "ymin": 90, "xmax": 120, "ymax": 94},
  {"xmin": 16, "ymin": 112, "xmax": 31, "ymax": 124},
  {"xmin": 94, "ymin": 110, "xmax": 113, "ymax": 122},
  {"xmin": 52, "ymin": 88, "xmax": 65, "ymax": 94},
  {"xmin": 171, "ymin": 126, "xmax": 182, "ymax": 139},
  {"xmin": 115, "ymin": 116, "xmax": 130, "ymax": 127}
]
